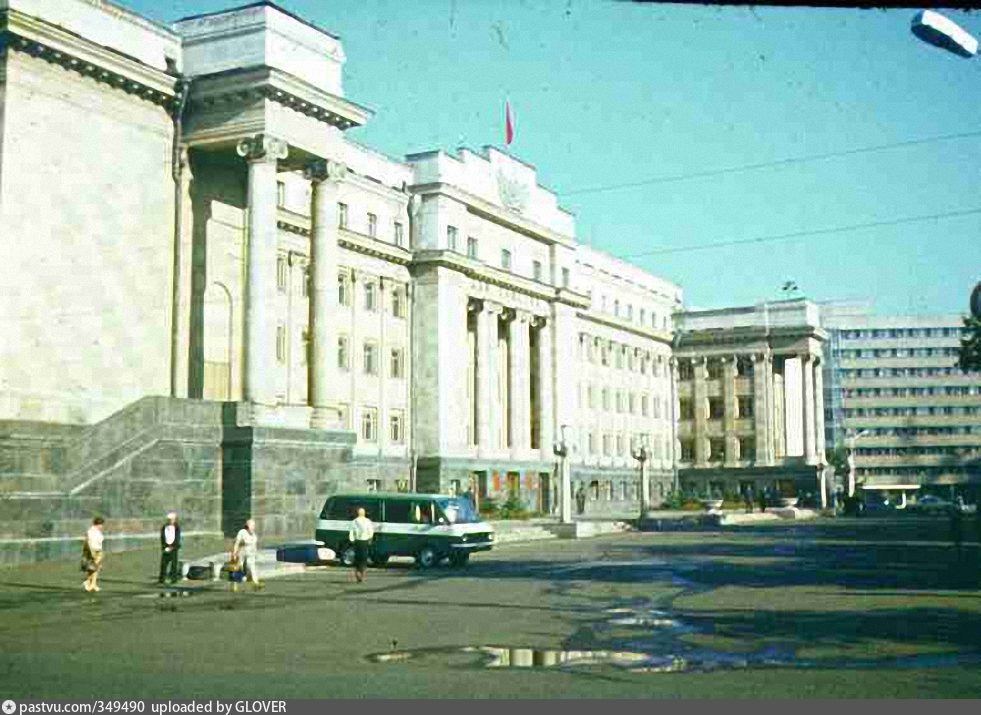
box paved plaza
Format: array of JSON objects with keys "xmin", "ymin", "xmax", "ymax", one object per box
[{"xmin": 1, "ymin": 518, "xmax": 980, "ymax": 699}]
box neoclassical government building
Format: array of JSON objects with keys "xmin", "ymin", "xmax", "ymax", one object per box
[{"xmin": 0, "ymin": 0, "xmax": 695, "ymax": 553}]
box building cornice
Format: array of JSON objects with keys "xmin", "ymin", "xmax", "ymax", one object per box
[
  {"xmin": 188, "ymin": 65, "xmax": 371, "ymax": 130},
  {"xmin": 0, "ymin": 8, "xmax": 178, "ymax": 108},
  {"xmin": 409, "ymin": 182, "xmax": 576, "ymax": 249},
  {"xmin": 411, "ymin": 249, "xmax": 589, "ymax": 308}
]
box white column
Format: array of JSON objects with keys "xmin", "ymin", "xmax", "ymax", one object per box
[
  {"xmin": 171, "ymin": 148, "xmax": 193, "ymax": 398},
  {"xmin": 536, "ymin": 316, "xmax": 554, "ymax": 461},
  {"xmin": 476, "ymin": 300, "xmax": 502, "ymax": 456},
  {"xmin": 509, "ymin": 310, "xmax": 532, "ymax": 456},
  {"xmin": 802, "ymin": 353, "xmax": 817, "ymax": 464},
  {"xmin": 814, "ymin": 357, "xmax": 826, "ymax": 458},
  {"xmin": 304, "ymin": 158, "xmax": 346, "ymax": 429},
  {"xmin": 236, "ymin": 134, "xmax": 288, "ymax": 418},
  {"xmin": 378, "ymin": 278, "xmax": 389, "ymax": 455}
]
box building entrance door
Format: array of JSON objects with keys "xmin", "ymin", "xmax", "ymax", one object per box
[{"xmin": 539, "ymin": 472, "xmax": 551, "ymax": 513}]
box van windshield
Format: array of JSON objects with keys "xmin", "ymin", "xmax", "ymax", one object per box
[{"xmin": 436, "ymin": 497, "xmax": 480, "ymax": 524}]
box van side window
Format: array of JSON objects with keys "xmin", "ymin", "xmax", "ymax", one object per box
[
  {"xmin": 412, "ymin": 501, "xmax": 434, "ymax": 524},
  {"xmin": 348, "ymin": 499, "xmax": 381, "ymax": 521},
  {"xmin": 324, "ymin": 498, "xmax": 349, "ymax": 520},
  {"xmin": 384, "ymin": 500, "xmax": 413, "ymax": 523}
]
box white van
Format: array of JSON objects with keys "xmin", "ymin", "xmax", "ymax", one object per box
[{"xmin": 315, "ymin": 492, "xmax": 495, "ymax": 568}]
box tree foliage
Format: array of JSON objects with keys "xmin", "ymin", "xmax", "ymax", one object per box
[{"xmin": 958, "ymin": 315, "xmax": 981, "ymax": 373}]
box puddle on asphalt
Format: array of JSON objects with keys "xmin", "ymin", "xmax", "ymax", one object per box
[{"xmin": 366, "ymin": 597, "xmax": 981, "ymax": 673}]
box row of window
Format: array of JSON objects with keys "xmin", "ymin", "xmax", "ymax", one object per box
[
  {"xmin": 337, "ymin": 202, "xmax": 407, "ymax": 247},
  {"xmin": 593, "ymin": 294, "xmax": 672, "ymax": 332},
  {"xmin": 677, "ymin": 357, "xmax": 755, "ymax": 381},
  {"xmin": 855, "ymin": 446, "xmax": 981, "ymax": 457},
  {"xmin": 678, "ymin": 396, "xmax": 755, "ymax": 421},
  {"xmin": 275, "ymin": 258, "xmax": 410, "ymax": 319},
  {"xmin": 580, "ymin": 432, "xmax": 670, "ymax": 459},
  {"xmin": 335, "ymin": 338, "xmax": 405, "ymax": 377},
  {"xmin": 856, "ymin": 466, "xmax": 977, "ymax": 477},
  {"xmin": 840, "ymin": 386, "xmax": 981, "ymax": 398},
  {"xmin": 833, "ymin": 347, "xmax": 961, "ymax": 359},
  {"xmin": 844, "ymin": 406, "xmax": 981, "ymax": 417},
  {"xmin": 337, "ymin": 405, "xmax": 405, "ymax": 444},
  {"xmin": 580, "ymin": 385, "xmax": 668, "ymax": 417},
  {"xmin": 445, "ymin": 225, "xmax": 571, "ymax": 287},
  {"xmin": 679, "ymin": 437, "xmax": 756, "ymax": 462},
  {"xmin": 838, "ymin": 327, "xmax": 964, "ymax": 340},
  {"xmin": 579, "ymin": 335, "xmax": 670, "ymax": 375},
  {"xmin": 841, "ymin": 367, "xmax": 966, "ymax": 379},
  {"xmin": 845, "ymin": 426, "xmax": 981, "ymax": 437}
]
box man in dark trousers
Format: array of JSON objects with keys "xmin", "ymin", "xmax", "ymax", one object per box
[
  {"xmin": 158, "ymin": 511, "xmax": 182, "ymax": 585},
  {"xmin": 743, "ymin": 486, "xmax": 754, "ymax": 514}
]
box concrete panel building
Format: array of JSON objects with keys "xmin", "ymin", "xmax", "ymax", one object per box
[{"xmin": 821, "ymin": 307, "xmax": 981, "ymax": 503}]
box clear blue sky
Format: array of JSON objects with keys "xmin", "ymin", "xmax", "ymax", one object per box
[{"xmin": 124, "ymin": 0, "xmax": 981, "ymax": 316}]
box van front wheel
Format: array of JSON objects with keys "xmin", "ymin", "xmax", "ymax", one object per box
[{"xmin": 416, "ymin": 546, "xmax": 439, "ymax": 569}]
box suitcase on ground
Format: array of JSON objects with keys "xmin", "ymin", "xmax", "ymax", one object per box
[
  {"xmin": 185, "ymin": 564, "xmax": 212, "ymax": 581},
  {"xmin": 276, "ymin": 545, "xmax": 320, "ymax": 563}
]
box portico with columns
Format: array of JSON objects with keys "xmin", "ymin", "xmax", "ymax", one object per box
[{"xmin": 674, "ymin": 299, "xmax": 829, "ymax": 502}]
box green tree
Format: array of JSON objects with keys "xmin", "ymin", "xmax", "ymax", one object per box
[
  {"xmin": 825, "ymin": 444, "xmax": 849, "ymax": 478},
  {"xmin": 958, "ymin": 315, "xmax": 981, "ymax": 373}
]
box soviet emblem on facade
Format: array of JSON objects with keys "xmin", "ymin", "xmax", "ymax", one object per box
[{"xmin": 497, "ymin": 170, "xmax": 530, "ymax": 214}]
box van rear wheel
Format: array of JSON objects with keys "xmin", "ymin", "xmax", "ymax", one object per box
[{"xmin": 416, "ymin": 546, "xmax": 438, "ymax": 569}]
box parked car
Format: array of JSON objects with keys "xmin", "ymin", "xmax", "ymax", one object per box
[{"xmin": 908, "ymin": 495, "xmax": 953, "ymax": 514}]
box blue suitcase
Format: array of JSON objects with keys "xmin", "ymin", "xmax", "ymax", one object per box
[{"xmin": 276, "ymin": 545, "xmax": 321, "ymax": 563}]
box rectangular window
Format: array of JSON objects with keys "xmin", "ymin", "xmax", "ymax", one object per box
[
  {"xmin": 739, "ymin": 437, "xmax": 756, "ymax": 461},
  {"xmin": 366, "ymin": 478, "xmax": 381, "ymax": 492},
  {"xmin": 653, "ymin": 396, "xmax": 661, "ymax": 419},
  {"xmin": 533, "ymin": 260, "xmax": 543, "ymax": 281},
  {"xmin": 337, "ymin": 404, "xmax": 350, "ymax": 430},
  {"xmin": 501, "ymin": 248, "xmax": 512, "ymax": 270},
  {"xmin": 338, "ymin": 272, "xmax": 350, "ymax": 306},
  {"xmin": 390, "ymin": 411, "xmax": 405, "ymax": 443},
  {"xmin": 276, "ymin": 324, "xmax": 287, "ymax": 363},
  {"xmin": 337, "ymin": 336, "xmax": 349, "ymax": 370},
  {"xmin": 708, "ymin": 397, "xmax": 724, "ymax": 419},
  {"xmin": 616, "ymin": 434, "xmax": 624, "ymax": 456},
  {"xmin": 640, "ymin": 308, "xmax": 646, "ymax": 325},
  {"xmin": 390, "ymin": 348, "xmax": 404, "ymax": 379},
  {"xmin": 361, "ymin": 408, "xmax": 378, "ymax": 442},
  {"xmin": 364, "ymin": 282, "xmax": 377, "ymax": 312},
  {"xmin": 467, "ymin": 236, "xmax": 478, "ymax": 259},
  {"xmin": 679, "ymin": 398, "xmax": 694, "ymax": 420},
  {"xmin": 391, "ymin": 287, "xmax": 406, "ymax": 318},
  {"xmin": 561, "ymin": 267, "xmax": 570, "ymax": 287},
  {"xmin": 301, "ymin": 266, "xmax": 310, "ymax": 298},
  {"xmin": 394, "ymin": 221, "xmax": 405, "ymax": 247},
  {"xmin": 641, "ymin": 394, "xmax": 649, "ymax": 417},
  {"xmin": 709, "ymin": 438, "xmax": 725, "ymax": 461},
  {"xmin": 602, "ymin": 434, "xmax": 612, "ymax": 456},
  {"xmin": 587, "ymin": 385, "xmax": 596, "ymax": 409},
  {"xmin": 602, "ymin": 388, "xmax": 610, "ymax": 411},
  {"xmin": 738, "ymin": 397, "xmax": 755, "ymax": 419},
  {"xmin": 276, "ymin": 180, "xmax": 285, "ymax": 208},
  {"xmin": 587, "ymin": 432, "xmax": 596, "ymax": 454},
  {"xmin": 276, "ymin": 255, "xmax": 288, "ymax": 293},
  {"xmin": 338, "ymin": 202, "xmax": 348, "ymax": 229},
  {"xmin": 628, "ymin": 393, "xmax": 636, "ymax": 414},
  {"xmin": 680, "ymin": 440, "xmax": 694, "ymax": 461},
  {"xmin": 364, "ymin": 342, "xmax": 378, "ymax": 376},
  {"xmin": 447, "ymin": 225, "xmax": 458, "ymax": 251},
  {"xmin": 300, "ymin": 329, "xmax": 309, "ymax": 365},
  {"xmin": 367, "ymin": 212, "xmax": 378, "ymax": 237}
]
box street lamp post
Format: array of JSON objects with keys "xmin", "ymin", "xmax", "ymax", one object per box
[
  {"xmin": 631, "ymin": 439, "xmax": 651, "ymax": 520},
  {"xmin": 552, "ymin": 424, "xmax": 573, "ymax": 525},
  {"xmin": 846, "ymin": 428, "xmax": 871, "ymax": 498}
]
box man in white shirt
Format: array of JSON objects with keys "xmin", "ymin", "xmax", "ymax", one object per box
[
  {"xmin": 158, "ymin": 512, "xmax": 182, "ymax": 585},
  {"xmin": 348, "ymin": 508, "xmax": 375, "ymax": 583},
  {"xmin": 232, "ymin": 519, "xmax": 261, "ymax": 590}
]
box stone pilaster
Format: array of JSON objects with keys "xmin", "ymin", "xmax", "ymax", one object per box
[
  {"xmin": 535, "ymin": 316, "xmax": 554, "ymax": 461},
  {"xmin": 476, "ymin": 300, "xmax": 503, "ymax": 456},
  {"xmin": 814, "ymin": 357, "xmax": 826, "ymax": 459},
  {"xmin": 722, "ymin": 355, "xmax": 739, "ymax": 466},
  {"xmin": 692, "ymin": 357, "xmax": 708, "ymax": 466},
  {"xmin": 172, "ymin": 147, "xmax": 194, "ymax": 399},
  {"xmin": 751, "ymin": 353, "xmax": 770, "ymax": 466},
  {"xmin": 304, "ymin": 158, "xmax": 346, "ymax": 429},
  {"xmin": 802, "ymin": 353, "xmax": 817, "ymax": 464},
  {"xmin": 236, "ymin": 133, "xmax": 288, "ymax": 417},
  {"xmin": 508, "ymin": 310, "xmax": 532, "ymax": 456}
]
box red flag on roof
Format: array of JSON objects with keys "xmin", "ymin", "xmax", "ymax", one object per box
[{"xmin": 505, "ymin": 99, "xmax": 515, "ymax": 146}]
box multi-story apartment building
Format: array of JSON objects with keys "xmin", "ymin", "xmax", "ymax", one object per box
[
  {"xmin": 821, "ymin": 309, "xmax": 981, "ymax": 502},
  {"xmin": 673, "ymin": 300, "xmax": 828, "ymax": 501}
]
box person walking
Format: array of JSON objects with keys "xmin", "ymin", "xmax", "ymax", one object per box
[
  {"xmin": 349, "ymin": 507, "xmax": 375, "ymax": 583},
  {"xmin": 575, "ymin": 486, "xmax": 587, "ymax": 516},
  {"xmin": 758, "ymin": 487, "xmax": 768, "ymax": 514},
  {"xmin": 743, "ymin": 486, "xmax": 754, "ymax": 514},
  {"xmin": 158, "ymin": 512, "xmax": 182, "ymax": 585},
  {"xmin": 232, "ymin": 519, "xmax": 262, "ymax": 591},
  {"xmin": 82, "ymin": 517, "xmax": 105, "ymax": 592}
]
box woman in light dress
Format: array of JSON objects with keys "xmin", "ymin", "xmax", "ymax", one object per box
[
  {"xmin": 232, "ymin": 518, "xmax": 262, "ymax": 590},
  {"xmin": 82, "ymin": 517, "xmax": 105, "ymax": 592}
]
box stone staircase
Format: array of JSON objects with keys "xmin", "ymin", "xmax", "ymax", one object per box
[{"xmin": 486, "ymin": 519, "xmax": 559, "ymax": 544}]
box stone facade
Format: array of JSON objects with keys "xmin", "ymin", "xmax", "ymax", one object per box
[
  {"xmin": 0, "ymin": 0, "xmax": 693, "ymax": 564},
  {"xmin": 674, "ymin": 300, "xmax": 828, "ymax": 502}
]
